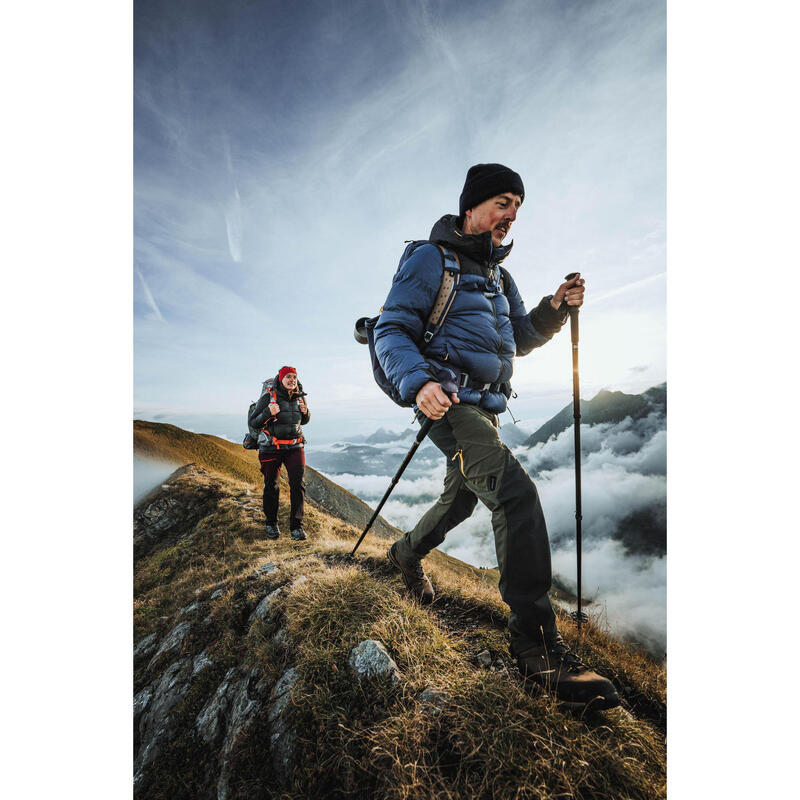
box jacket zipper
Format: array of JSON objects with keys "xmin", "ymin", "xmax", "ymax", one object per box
[{"xmin": 488, "ymin": 262, "xmax": 503, "ymax": 358}]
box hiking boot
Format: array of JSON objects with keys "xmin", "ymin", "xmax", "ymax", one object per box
[
  {"xmin": 512, "ymin": 634, "xmax": 620, "ymax": 711},
  {"xmin": 265, "ymin": 524, "xmax": 280, "ymax": 540},
  {"xmin": 290, "ymin": 528, "xmax": 307, "ymax": 541},
  {"xmin": 387, "ymin": 543, "xmax": 434, "ymax": 604}
]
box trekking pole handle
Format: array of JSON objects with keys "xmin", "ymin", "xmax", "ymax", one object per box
[
  {"xmin": 416, "ymin": 416, "xmax": 434, "ymax": 442},
  {"xmin": 564, "ymin": 272, "xmax": 580, "ymax": 343}
]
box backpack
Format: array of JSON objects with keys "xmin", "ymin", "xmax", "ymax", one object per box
[
  {"xmin": 242, "ymin": 378, "xmax": 277, "ymax": 450},
  {"xmin": 243, "ymin": 379, "xmax": 307, "ymax": 450},
  {"xmin": 354, "ymin": 241, "xmax": 462, "ymax": 408}
]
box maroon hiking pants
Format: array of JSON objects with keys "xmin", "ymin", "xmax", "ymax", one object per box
[{"xmin": 258, "ymin": 448, "xmax": 306, "ymax": 531}]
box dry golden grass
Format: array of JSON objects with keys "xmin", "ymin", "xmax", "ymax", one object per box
[{"xmin": 134, "ymin": 423, "xmax": 666, "ymax": 800}]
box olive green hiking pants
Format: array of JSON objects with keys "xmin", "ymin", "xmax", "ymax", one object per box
[{"xmin": 395, "ymin": 404, "xmax": 558, "ymax": 646}]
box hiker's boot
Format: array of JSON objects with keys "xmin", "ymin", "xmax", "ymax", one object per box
[
  {"xmin": 290, "ymin": 528, "xmax": 307, "ymax": 541},
  {"xmin": 387, "ymin": 542, "xmax": 434, "ymax": 604},
  {"xmin": 512, "ymin": 634, "xmax": 620, "ymax": 711},
  {"xmin": 265, "ymin": 524, "xmax": 280, "ymax": 540}
]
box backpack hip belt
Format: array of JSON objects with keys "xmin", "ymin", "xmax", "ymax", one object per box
[
  {"xmin": 261, "ymin": 430, "xmax": 303, "ymax": 449},
  {"xmin": 458, "ymin": 372, "xmax": 505, "ymax": 393}
]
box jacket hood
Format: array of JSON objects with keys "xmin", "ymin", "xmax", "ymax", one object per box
[{"xmin": 429, "ymin": 214, "xmax": 514, "ymax": 266}]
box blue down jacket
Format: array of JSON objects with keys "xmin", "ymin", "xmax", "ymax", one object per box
[{"xmin": 374, "ymin": 215, "xmax": 566, "ymax": 414}]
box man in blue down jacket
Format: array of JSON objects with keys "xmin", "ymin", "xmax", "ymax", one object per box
[{"xmin": 375, "ymin": 163, "xmax": 619, "ymax": 709}]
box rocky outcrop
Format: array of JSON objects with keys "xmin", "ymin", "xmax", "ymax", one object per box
[
  {"xmin": 249, "ymin": 587, "xmax": 284, "ymax": 625},
  {"xmin": 133, "ymin": 465, "xmax": 223, "ymax": 560},
  {"xmin": 147, "ymin": 621, "xmax": 192, "ymax": 671},
  {"xmin": 194, "ymin": 667, "xmax": 269, "ymax": 800},
  {"xmin": 134, "ymin": 632, "xmax": 159, "ymax": 661},
  {"xmin": 134, "ymin": 657, "xmax": 194, "ymax": 788},
  {"xmin": 268, "ymin": 667, "xmax": 300, "ymax": 786},
  {"xmin": 249, "ymin": 575, "xmax": 307, "ymax": 626}
]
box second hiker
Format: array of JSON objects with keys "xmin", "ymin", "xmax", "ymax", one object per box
[{"xmin": 248, "ymin": 366, "xmax": 310, "ymax": 541}]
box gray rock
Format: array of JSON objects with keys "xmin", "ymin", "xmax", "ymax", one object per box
[
  {"xmin": 249, "ymin": 587, "xmax": 284, "ymax": 624},
  {"xmin": 134, "ymin": 657, "xmax": 193, "ymax": 786},
  {"xmin": 215, "ymin": 669, "xmax": 270, "ymax": 799},
  {"xmin": 133, "ymin": 687, "xmax": 152, "ymax": 744},
  {"xmin": 178, "ymin": 601, "xmax": 202, "ymax": 618},
  {"xmin": 268, "ymin": 667, "xmax": 300, "ymax": 786},
  {"xmin": 419, "ymin": 686, "xmax": 451, "ymax": 717},
  {"xmin": 133, "ymin": 632, "xmax": 158, "ymax": 660},
  {"xmin": 195, "ymin": 668, "xmax": 238, "ymax": 744},
  {"xmin": 273, "ymin": 627, "xmax": 290, "ymax": 647},
  {"xmin": 192, "ymin": 650, "xmax": 214, "ymax": 675},
  {"xmin": 223, "ymin": 670, "xmax": 263, "ymax": 753},
  {"xmin": 210, "ymin": 588, "xmax": 224, "ymax": 600},
  {"xmin": 476, "ymin": 649, "xmax": 492, "ymax": 668},
  {"xmin": 348, "ymin": 640, "xmax": 401, "ymax": 684},
  {"xmin": 253, "ymin": 562, "xmax": 277, "ymax": 578},
  {"xmin": 147, "ymin": 621, "xmax": 192, "ymax": 671}
]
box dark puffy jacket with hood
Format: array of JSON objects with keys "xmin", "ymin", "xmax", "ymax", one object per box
[
  {"xmin": 248, "ymin": 374, "xmax": 310, "ymax": 451},
  {"xmin": 374, "ymin": 214, "xmax": 566, "ymax": 414}
]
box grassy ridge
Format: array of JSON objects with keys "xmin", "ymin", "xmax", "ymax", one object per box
[
  {"xmin": 134, "ymin": 419, "xmax": 401, "ymax": 538},
  {"xmin": 134, "ymin": 423, "xmax": 666, "ymax": 799}
]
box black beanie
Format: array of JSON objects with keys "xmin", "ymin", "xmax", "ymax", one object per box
[{"xmin": 459, "ymin": 163, "xmax": 525, "ymax": 217}]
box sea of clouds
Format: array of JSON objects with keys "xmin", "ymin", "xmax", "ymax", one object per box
[
  {"xmin": 133, "ymin": 457, "xmax": 182, "ymax": 504},
  {"xmin": 314, "ymin": 411, "xmax": 666, "ymax": 658}
]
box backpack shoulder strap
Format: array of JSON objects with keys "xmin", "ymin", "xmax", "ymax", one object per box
[
  {"xmin": 422, "ymin": 245, "xmax": 461, "ymax": 344},
  {"xmin": 261, "ymin": 378, "xmax": 277, "ymax": 401}
]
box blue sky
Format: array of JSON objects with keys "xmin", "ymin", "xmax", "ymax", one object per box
[{"xmin": 134, "ymin": 0, "xmax": 666, "ymax": 441}]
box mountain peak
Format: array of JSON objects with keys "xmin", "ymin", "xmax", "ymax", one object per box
[
  {"xmin": 364, "ymin": 427, "xmax": 416, "ymax": 444},
  {"xmin": 523, "ymin": 383, "xmax": 667, "ymax": 448}
]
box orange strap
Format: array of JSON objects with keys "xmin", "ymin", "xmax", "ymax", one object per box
[{"xmin": 262, "ymin": 388, "xmax": 303, "ymax": 448}]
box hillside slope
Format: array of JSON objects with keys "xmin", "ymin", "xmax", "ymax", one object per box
[
  {"xmin": 135, "ymin": 420, "xmax": 400, "ymax": 540},
  {"xmin": 134, "ymin": 423, "xmax": 666, "ymax": 799}
]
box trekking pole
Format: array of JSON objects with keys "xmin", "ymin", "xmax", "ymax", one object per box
[
  {"xmin": 349, "ymin": 416, "xmax": 434, "ymax": 557},
  {"xmin": 563, "ymin": 272, "xmax": 589, "ymax": 631}
]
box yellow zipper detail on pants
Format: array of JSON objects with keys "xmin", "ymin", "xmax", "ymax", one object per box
[{"xmin": 451, "ymin": 449, "xmax": 467, "ymax": 479}]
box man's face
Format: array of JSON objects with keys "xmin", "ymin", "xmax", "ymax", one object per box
[
  {"xmin": 281, "ymin": 372, "xmax": 298, "ymax": 390},
  {"xmin": 463, "ymin": 192, "xmax": 522, "ymax": 247}
]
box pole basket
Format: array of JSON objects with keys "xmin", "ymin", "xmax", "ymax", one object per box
[{"xmin": 570, "ymin": 610, "xmax": 589, "ymax": 624}]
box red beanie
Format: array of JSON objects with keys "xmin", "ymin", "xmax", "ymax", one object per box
[{"xmin": 278, "ymin": 366, "xmax": 297, "ymax": 382}]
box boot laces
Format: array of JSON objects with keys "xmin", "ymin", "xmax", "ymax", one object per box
[
  {"xmin": 548, "ymin": 642, "xmax": 586, "ymax": 673},
  {"xmin": 410, "ymin": 559, "xmax": 425, "ymax": 581}
]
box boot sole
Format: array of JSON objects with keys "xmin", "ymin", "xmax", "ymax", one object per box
[
  {"xmin": 387, "ymin": 546, "xmax": 434, "ymax": 604},
  {"xmin": 520, "ymin": 672, "xmax": 621, "ymax": 712},
  {"xmin": 558, "ymin": 693, "xmax": 621, "ymax": 712}
]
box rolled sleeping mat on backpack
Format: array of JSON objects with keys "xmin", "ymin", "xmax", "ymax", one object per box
[{"xmin": 354, "ymin": 316, "xmax": 370, "ymax": 345}]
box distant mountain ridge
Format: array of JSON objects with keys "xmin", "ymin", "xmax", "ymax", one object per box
[
  {"xmin": 524, "ymin": 383, "xmax": 666, "ymax": 448},
  {"xmin": 364, "ymin": 427, "xmax": 415, "ymax": 444}
]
